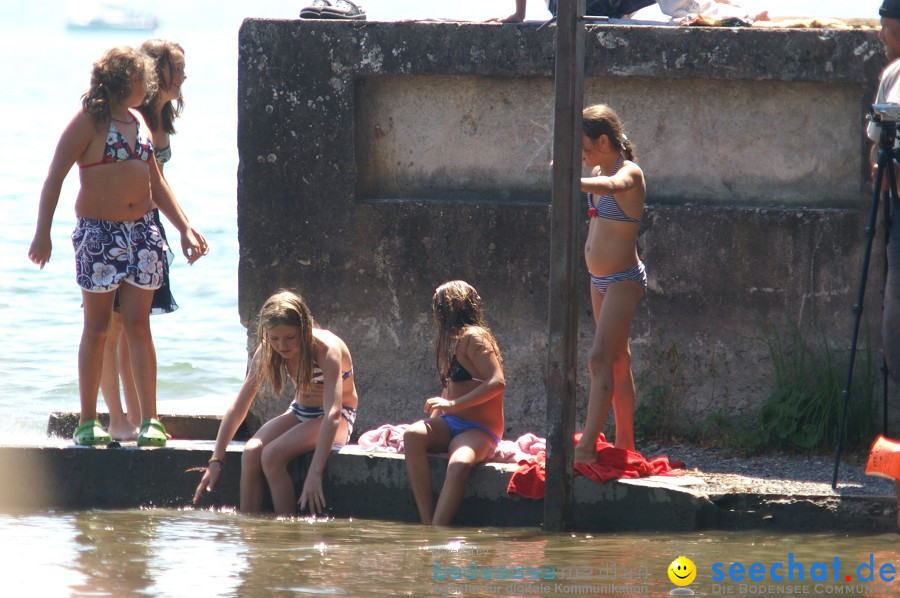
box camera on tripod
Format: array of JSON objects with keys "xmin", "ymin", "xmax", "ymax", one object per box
[{"xmin": 870, "ymin": 103, "xmax": 900, "ymax": 124}]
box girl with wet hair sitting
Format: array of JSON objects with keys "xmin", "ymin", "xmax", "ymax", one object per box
[
  {"xmin": 194, "ymin": 290, "xmax": 359, "ymax": 515},
  {"xmin": 403, "ymin": 280, "xmax": 506, "ymax": 525}
]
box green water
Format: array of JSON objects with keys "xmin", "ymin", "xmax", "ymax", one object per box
[{"xmin": 1, "ymin": 510, "xmax": 897, "ymax": 597}]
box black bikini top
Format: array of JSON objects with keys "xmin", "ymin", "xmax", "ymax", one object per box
[
  {"xmin": 442, "ymin": 338, "xmax": 483, "ymax": 386},
  {"xmin": 448, "ymin": 353, "xmax": 474, "ymax": 382}
]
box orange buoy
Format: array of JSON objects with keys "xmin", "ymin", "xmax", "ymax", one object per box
[{"xmin": 865, "ymin": 435, "xmax": 900, "ymax": 480}]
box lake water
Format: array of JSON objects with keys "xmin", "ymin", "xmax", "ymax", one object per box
[
  {"xmin": 1, "ymin": 1, "xmax": 895, "ymax": 596},
  {"xmin": 1, "ymin": 510, "xmax": 898, "ymax": 597}
]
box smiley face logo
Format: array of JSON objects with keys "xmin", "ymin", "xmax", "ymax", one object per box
[{"xmin": 668, "ymin": 556, "xmax": 696, "ymax": 586}]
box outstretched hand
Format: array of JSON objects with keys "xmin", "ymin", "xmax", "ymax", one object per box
[
  {"xmin": 298, "ymin": 473, "xmax": 326, "ymax": 514},
  {"xmin": 181, "ymin": 226, "xmax": 209, "ymax": 264},
  {"xmin": 28, "ymin": 235, "xmax": 52, "ymax": 269},
  {"xmin": 192, "ymin": 462, "xmax": 222, "ymax": 504}
]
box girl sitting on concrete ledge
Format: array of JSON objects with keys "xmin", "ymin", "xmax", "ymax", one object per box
[
  {"xmin": 403, "ymin": 280, "xmax": 506, "ymax": 525},
  {"xmin": 193, "ymin": 290, "xmax": 359, "ymax": 515}
]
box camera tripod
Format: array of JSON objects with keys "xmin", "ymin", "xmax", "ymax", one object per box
[{"xmin": 831, "ymin": 115, "xmax": 897, "ymax": 488}]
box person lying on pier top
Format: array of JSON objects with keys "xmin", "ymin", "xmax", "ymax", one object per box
[
  {"xmin": 193, "ymin": 290, "xmax": 359, "ymax": 515},
  {"xmin": 495, "ymin": 0, "xmax": 768, "ymax": 23}
]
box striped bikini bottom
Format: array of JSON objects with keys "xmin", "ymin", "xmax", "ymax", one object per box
[
  {"xmin": 290, "ymin": 402, "xmax": 357, "ymax": 440},
  {"xmin": 589, "ymin": 261, "xmax": 647, "ymax": 295}
]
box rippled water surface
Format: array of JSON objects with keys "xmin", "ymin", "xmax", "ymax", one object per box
[{"xmin": 1, "ymin": 510, "xmax": 898, "ymax": 597}]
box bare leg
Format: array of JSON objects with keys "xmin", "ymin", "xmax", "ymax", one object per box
[
  {"xmin": 100, "ymin": 312, "xmax": 138, "ymax": 440},
  {"xmin": 116, "ymin": 326, "xmax": 141, "ymax": 427},
  {"xmin": 611, "ymin": 351, "xmax": 636, "ymax": 451},
  {"xmin": 403, "ymin": 418, "xmax": 451, "ymax": 524},
  {"xmin": 240, "ymin": 412, "xmax": 300, "ymax": 513},
  {"xmin": 262, "ymin": 417, "xmax": 350, "ymax": 515},
  {"xmin": 576, "ymin": 281, "xmax": 642, "ymax": 463},
  {"xmin": 432, "ymin": 430, "xmax": 494, "ymax": 526},
  {"xmin": 117, "ymin": 283, "xmax": 156, "ymax": 422},
  {"xmin": 79, "ymin": 290, "xmax": 116, "ymax": 424}
]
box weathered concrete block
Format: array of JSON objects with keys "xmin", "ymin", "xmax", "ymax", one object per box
[{"xmin": 237, "ymin": 20, "xmax": 887, "ymax": 438}]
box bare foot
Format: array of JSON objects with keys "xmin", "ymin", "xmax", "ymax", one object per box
[
  {"xmin": 108, "ymin": 422, "xmax": 139, "ymax": 442},
  {"xmin": 753, "ymin": 10, "xmax": 769, "ymax": 21},
  {"xmin": 574, "ymin": 443, "xmax": 598, "ymax": 464}
]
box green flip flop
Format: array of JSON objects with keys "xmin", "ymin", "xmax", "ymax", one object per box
[
  {"xmin": 73, "ymin": 419, "xmax": 112, "ymax": 446},
  {"xmin": 137, "ymin": 418, "xmax": 168, "ymax": 447}
]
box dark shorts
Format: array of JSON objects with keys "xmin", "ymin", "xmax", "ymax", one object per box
[
  {"xmin": 72, "ymin": 211, "xmax": 168, "ymax": 293},
  {"xmin": 548, "ymin": 0, "xmax": 655, "ymax": 18},
  {"xmin": 112, "ymin": 210, "xmax": 177, "ymax": 314}
]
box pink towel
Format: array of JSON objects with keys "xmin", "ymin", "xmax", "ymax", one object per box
[
  {"xmin": 357, "ymin": 423, "xmax": 411, "ymax": 453},
  {"xmin": 489, "ymin": 432, "xmax": 547, "ymax": 463}
]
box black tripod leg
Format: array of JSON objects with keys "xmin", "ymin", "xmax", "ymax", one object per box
[
  {"xmin": 885, "ymin": 358, "xmax": 890, "ymax": 436},
  {"xmin": 883, "ymin": 155, "xmax": 899, "ymax": 436},
  {"xmin": 832, "ymin": 149, "xmax": 887, "ymax": 489}
]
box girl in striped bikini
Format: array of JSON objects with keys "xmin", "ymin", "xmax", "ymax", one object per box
[
  {"xmin": 576, "ymin": 104, "xmax": 646, "ymax": 463},
  {"xmin": 193, "ymin": 290, "xmax": 359, "ymax": 515}
]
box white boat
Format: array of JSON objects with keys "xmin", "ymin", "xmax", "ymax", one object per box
[{"xmin": 66, "ymin": 1, "xmax": 159, "ymax": 32}]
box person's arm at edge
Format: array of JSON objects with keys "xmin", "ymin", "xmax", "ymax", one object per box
[
  {"xmin": 298, "ymin": 340, "xmax": 344, "ymax": 512},
  {"xmin": 193, "ymin": 346, "xmax": 264, "ymax": 502},
  {"xmin": 147, "ymin": 157, "xmax": 207, "ymax": 263},
  {"xmin": 580, "ymin": 161, "xmax": 644, "ymax": 196},
  {"xmin": 29, "ymin": 112, "xmax": 92, "ymax": 268},
  {"xmin": 486, "ymin": 0, "xmax": 526, "ymax": 22}
]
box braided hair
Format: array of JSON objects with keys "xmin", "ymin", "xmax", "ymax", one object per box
[{"xmin": 583, "ymin": 104, "xmax": 636, "ymax": 162}]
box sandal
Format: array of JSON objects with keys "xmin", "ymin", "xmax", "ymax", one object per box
[
  {"xmin": 320, "ymin": 0, "xmax": 366, "ymax": 20},
  {"xmin": 73, "ymin": 419, "xmax": 112, "ymax": 446},
  {"xmin": 137, "ymin": 418, "xmax": 168, "ymax": 447},
  {"xmin": 300, "ymin": 0, "xmax": 330, "ymax": 19}
]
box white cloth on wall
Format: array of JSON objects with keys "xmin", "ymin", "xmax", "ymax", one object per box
[{"xmin": 656, "ymin": 0, "xmax": 753, "ymax": 19}]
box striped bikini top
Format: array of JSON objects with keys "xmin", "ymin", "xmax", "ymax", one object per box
[
  {"xmin": 586, "ymin": 156, "xmax": 642, "ymax": 224},
  {"xmin": 311, "ymin": 362, "xmax": 353, "ymax": 385}
]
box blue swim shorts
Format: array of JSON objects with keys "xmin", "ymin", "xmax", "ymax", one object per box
[
  {"xmin": 440, "ymin": 414, "xmax": 501, "ymax": 447},
  {"xmin": 72, "ymin": 212, "xmax": 168, "ymax": 293}
]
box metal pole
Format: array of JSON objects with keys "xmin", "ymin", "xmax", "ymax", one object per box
[{"xmin": 544, "ymin": 0, "xmax": 586, "ymax": 532}]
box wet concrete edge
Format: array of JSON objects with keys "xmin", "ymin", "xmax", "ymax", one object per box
[{"xmin": 3, "ymin": 417, "xmax": 895, "ymax": 532}]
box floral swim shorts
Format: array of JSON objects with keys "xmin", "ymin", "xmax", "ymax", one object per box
[{"xmin": 71, "ymin": 211, "xmax": 168, "ymax": 292}]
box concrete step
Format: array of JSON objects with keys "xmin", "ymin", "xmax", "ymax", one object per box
[{"xmin": 0, "ymin": 440, "xmax": 894, "ymax": 532}]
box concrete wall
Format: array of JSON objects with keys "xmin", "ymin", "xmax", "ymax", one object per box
[{"xmin": 236, "ymin": 20, "xmax": 888, "ymax": 439}]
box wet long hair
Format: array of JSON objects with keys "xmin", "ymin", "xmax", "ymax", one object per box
[
  {"xmin": 256, "ymin": 290, "xmax": 317, "ymax": 394},
  {"xmin": 432, "ymin": 280, "xmax": 503, "ymax": 385},
  {"xmin": 81, "ymin": 46, "xmax": 157, "ymax": 127},
  {"xmin": 137, "ymin": 39, "xmax": 185, "ymax": 134},
  {"xmin": 583, "ymin": 104, "xmax": 636, "ymax": 162}
]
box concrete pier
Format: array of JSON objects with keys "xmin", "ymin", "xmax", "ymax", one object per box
[
  {"xmin": 235, "ymin": 19, "xmax": 893, "ymax": 439},
  {"xmin": 2, "ymin": 415, "xmax": 893, "ymax": 532}
]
